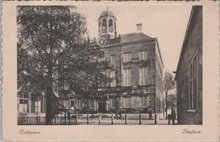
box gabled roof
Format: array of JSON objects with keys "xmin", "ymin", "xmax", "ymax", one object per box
[
  {"xmin": 120, "ymin": 33, "xmax": 153, "ymax": 44},
  {"xmin": 175, "ymin": 6, "xmax": 202, "ymax": 80}
]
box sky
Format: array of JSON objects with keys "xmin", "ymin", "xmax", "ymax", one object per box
[{"xmin": 75, "ymin": 3, "xmax": 192, "ymax": 73}]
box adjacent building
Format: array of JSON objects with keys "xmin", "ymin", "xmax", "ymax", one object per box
[{"xmin": 175, "ymin": 6, "xmax": 202, "ymax": 124}]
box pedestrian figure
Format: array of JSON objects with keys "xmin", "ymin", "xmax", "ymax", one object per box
[
  {"xmin": 119, "ymin": 110, "xmax": 122, "ymax": 119},
  {"xmin": 67, "ymin": 111, "xmax": 71, "ymax": 124},
  {"xmin": 171, "ymin": 108, "xmax": 176, "ymax": 125},
  {"xmin": 167, "ymin": 108, "xmax": 171, "ymax": 124}
]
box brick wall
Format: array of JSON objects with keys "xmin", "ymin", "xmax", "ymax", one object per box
[{"xmin": 176, "ymin": 7, "xmax": 202, "ymax": 124}]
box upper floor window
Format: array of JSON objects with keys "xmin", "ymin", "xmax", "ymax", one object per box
[
  {"xmin": 139, "ymin": 51, "xmax": 147, "ymax": 60},
  {"xmin": 110, "ymin": 71, "xmax": 116, "ymax": 87},
  {"xmin": 106, "ymin": 70, "xmax": 111, "ymax": 87},
  {"xmin": 109, "ymin": 55, "xmax": 113, "ymax": 64},
  {"xmin": 123, "ymin": 69, "xmax": 131, "ymax": 86},
  {"xmin": 189, "ymin": 52, "xmax": 198, "ymax": 110},
  {"xmin": 123, "ymin": 53, "xmax": 131, "ymax": 62},
  {"xmin": 139, "ymin": 67, "xmax": 147, "ymax": 85},
  {"xmin": 102, "ymin": 19, "xmax": 107, "ymax": 28}
]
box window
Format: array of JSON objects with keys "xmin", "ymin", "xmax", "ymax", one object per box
[
  {"xmin": 111, "ymin": 98, "xmax": 117, "ymax": 108},
  {"xmin": 102, "ymin": 19, "xmax": 106, "ymax": 28},
  {"xmin": 110, "ymin": 71, "xmax": 116, "ymax": 87},
  {"xmin": 124, "ymin": 97, "xmax": 131, "ymax": 108},
  {"xmin": 189, "ymin": 53, "xmax": 198, "ymax": 110},
  {"xmin": 123, "ymin": 53, "xmax": 131, "ymax": 62},
  {"xmin": 19, "ymin": 94, "xmax": 28, "ymax": 104},
  {"xmin": 139, "ymin": 51, "xmax": 147, "ymax": 60},
  {"xmin": 109, "ymin": 19, "xmax": 113, "ymax": 32},
  {"xmin": 139, "ymin": 68, "xmax": 147, "ymax": 85},
  {"xmin": 76, "ymin": 99, "xmax": 82, "ymax": 109},
  {"xmin": 71, "ymin": 100, "xmax": 74, "ymax": 107},
  {"xmin": 123, "ymin": 69, "xmax": 131, "ymax": 86},
  {"xmin": 19, "ymin": 94, "xmax": 28, "ymax": 113},
  {"xmin": 109, "ymin": 55, "xmax": 113, "ymax": 64},
  {"xmin": 89, "ymin": 99, "xmax": 94, "ymax": 109},
  {"xmin": 34, "ymin": 101, "xmax": 41, "ymax": 113}
]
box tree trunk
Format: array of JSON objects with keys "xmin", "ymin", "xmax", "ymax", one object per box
[
  {"xmin": 45, "ymin": 84, "xmax": 53, "ymax": 125},
  {"xmin": 45, "ymin": 68, "xmax": 53, "ymax": 125}
]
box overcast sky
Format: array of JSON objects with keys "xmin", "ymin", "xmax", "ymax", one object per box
[{"xmin": 76, "ymin": 3, "xmax": 192, "ymax": 73}]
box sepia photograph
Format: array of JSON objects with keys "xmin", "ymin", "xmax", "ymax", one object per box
[
  {"xmin": 17, "ymin": 4, "xmax": 202, "ymax": 125},
  {"xmin": 2, "ymin": 1, "xmax": 219, "ymax": 141}
]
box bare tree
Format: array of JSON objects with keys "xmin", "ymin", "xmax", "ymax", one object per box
[{"xmin": 163, "ymin": 71, "xmax": 175, "ymax": 118}]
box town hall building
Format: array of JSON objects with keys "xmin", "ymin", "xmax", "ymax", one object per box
[{"xmin": 17, "ymin": 9, "xmax": 164, "ymax": 119}]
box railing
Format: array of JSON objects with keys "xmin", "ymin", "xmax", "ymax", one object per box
[{"xmin": 18, "ymin": 113, "xmax": 157, "ymax": 125}]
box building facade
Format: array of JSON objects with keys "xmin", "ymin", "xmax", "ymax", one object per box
[
  {"xmin": 17, "ymin": 9, "xmax": 164, "ymax": 116},
  {"xmin": 94, "ymin": 10, "xmax": 164, "ymax": 113},
  {"xmin": 175, "ymin": 6, "xmax": 202, "ymax": 124}
]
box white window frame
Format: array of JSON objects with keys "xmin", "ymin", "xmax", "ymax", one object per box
[
  {"xmin": 139, "ymin": 68, "xmax": 147, "ymax": 85},
  {"xmin": 111, "ymin": 98, "xmax": 116, "ymax": 108},
  {"xmin": 123, "ymin": 53, "xmax": 131, "ymax": 62},
  {"xmin": 34, "ymin": 101, "xmax": 41, "ymax": 113},
  {"xmin": 188, "ymin": 51, "xmax": 198, "ymax": 110},
  {"xmin": 123, "ymin": 69, "xmax": 131, "ymax": 86},
  {"xmin": 139, "ymin": 51, "xmax": 147, "ymax": 60},
  {"xmin": 110, "ymin": 71, "xmax": 116, "ymax": 87},
  {"xmin": 19, "ymin": 94, "xmax": 28, "ymax": 113}
]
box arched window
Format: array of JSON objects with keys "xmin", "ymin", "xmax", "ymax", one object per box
[
  {"xmin": 98, "ymin": 21, "xmax": 101, "ymax": 27},
  {"xmin": 102, "ymin": 19, "xmax": 106, "ymax": 28},
  {"xmin": 109, "ymin": 19, "xmax": 113, "ymax": 27},
  {"xmin": 109, "ymin": 19, "xmax": 113, "ymax": 32}
]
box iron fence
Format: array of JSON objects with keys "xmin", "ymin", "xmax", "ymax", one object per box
[{"xmin": 18, "ymin": 113, "xmax": 157, "ymax": 125}]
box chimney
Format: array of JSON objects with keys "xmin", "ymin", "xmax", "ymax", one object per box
[{"xmin": 136, "ymin": 23, "xmax": 143, "ymax": 33}]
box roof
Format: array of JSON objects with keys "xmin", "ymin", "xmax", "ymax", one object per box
[
  {"xmin": 175, "ymin": 6, "xmax": 202, "ymax": 80},
  {"xmin": 120, "ymin": 33, "xmax": 153, "ymax": 43},
  {"xmin": 99, "ymin": 10, "xmax": 116, "ymax": 19}
]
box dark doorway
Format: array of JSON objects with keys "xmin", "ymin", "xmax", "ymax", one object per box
[{"xmin": 98, "ymin": 102, "xmax": 106, "ymax": 113}]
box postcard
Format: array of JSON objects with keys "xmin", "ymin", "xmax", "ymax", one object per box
[{"xmin": 2, "ymin": 1, "xmax": 219, "ymax": 141}]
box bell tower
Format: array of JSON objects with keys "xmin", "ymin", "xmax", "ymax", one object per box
[{"xmin": 98, "ymin": 7, "xmax": 117, "ymax": 46}]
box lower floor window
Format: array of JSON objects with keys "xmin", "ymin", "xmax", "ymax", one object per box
[
  {"xmin": 19, "ymin": 104, "xmax": 27, "ymax": 113},
  {"xmin": 111, "ymin": 98, "xmax": 117, "ymax": 108},
  {"xmin": 34, "ymin": 101, "xmax": 41, "ymax": 113}
]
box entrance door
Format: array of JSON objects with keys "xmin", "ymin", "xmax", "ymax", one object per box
[{"xmin": 98, "ymin": 102, "xmax": 106, "ymax": 113}]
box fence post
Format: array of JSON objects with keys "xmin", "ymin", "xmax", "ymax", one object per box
[
  {"xmin": 139, "ymin": 113, "xmax": 142, "ymax": 125},
  {"xmin": 65, "ymin": 114, "xmax": 67, "ymax": 125},
  {"xmin": 111, "ymin": 115, "xmax": 114, "ymax": 125},
  {"xmin": 75, "ymin": 114, "xmax": 78, "ymax": 125},
  {"xmin": 36, "ymin": 116, "xmax": 38, "ymax": 125},
  {"xmin": 154, "ymin": 113, "xmax": 157, "ymax": 124},
  {"xmin": 99, "ymin": 114, "xmax": 101, "ymax": 125},
  {"xmin": 27, "ymin": 116, "xmax": 28, "ymax": 125},
  {"xmin": 87, "ymin": 114, "xmax": 90, "ymax": 124},
  {"xmin": 125, "ymin": 114, "xmax": 127, "ymax": 125}
]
